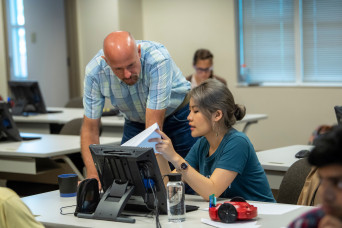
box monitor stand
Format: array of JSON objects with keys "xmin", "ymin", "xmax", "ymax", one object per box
[{"xmin": 77, "ymin": 180, "xmax": 136, "ymax": 223}]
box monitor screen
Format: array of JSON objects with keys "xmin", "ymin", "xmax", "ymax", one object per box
[
  {"xmin": 88, "ymin": 144, "xmax": 167, "ymax": 222},
  {"xmin": 0, "ymin": 101, "xmax": 22, "ymax": 141},
  {"xmin": 8, "ymin": 80, "xmax": 48, "ymax": 115}
]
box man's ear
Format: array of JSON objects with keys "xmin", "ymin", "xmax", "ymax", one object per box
[{"xmin": 137, "ymin": 44, "xmax": 141, "ymax": 58}]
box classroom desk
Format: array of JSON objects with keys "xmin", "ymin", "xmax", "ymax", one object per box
[
  {"xmin": 257, "ymin": 145, "xmax": 314, "ymax": 190},
  {"xmin": 13, "ymin": 107, "xmax": 125, "ymax": 137},
  {"xmin": 0, "ymin": 133, "xmax": 121, "ymax": 180},
  {"xmin": 13, "ymin": 107, "xmax": 268, "ymax": 137},
  {"xmin": 22, "ymin": 190, "xmax": 313, "ymax": 228}
]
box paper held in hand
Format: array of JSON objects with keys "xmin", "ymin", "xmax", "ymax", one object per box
[{"xmin": 121, "ymin": 122, "xmax": 161, "ymax": 154}]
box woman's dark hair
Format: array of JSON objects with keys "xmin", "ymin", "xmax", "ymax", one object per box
[
  {"xmin": 308, "ymin": 125, "xmax": 342, "ymax": 167},
  {"xmin": 190, "ymin": 79, "xmax": 246, "ymax": 130},
  {"xmin": 193, "ymin": 49, "xmax": 213, "ymax": 66}
]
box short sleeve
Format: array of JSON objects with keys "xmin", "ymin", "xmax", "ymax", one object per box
[
  {"xmin": 146, "ymin": 58, "xmax": 172, "ymax": 110},
  {"xmin": 0, "ymin": 188, "xmax": 44, "ymax": 228},
  {"xmin": 216, "ymin": 136, "xmax": 250, "ymax": 175},
  {"xmin": 83, "ymin": 74, "xmax": 105, "ymax": 119}
]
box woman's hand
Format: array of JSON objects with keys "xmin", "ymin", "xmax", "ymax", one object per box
[{"xmin": 149, "ymin": 129, "xmax": 178, "ymax": 163}]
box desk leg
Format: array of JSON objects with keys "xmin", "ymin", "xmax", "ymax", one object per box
[
  {"xmin": 242, "ymin": 120, "xmax": 258, "ymax": 133},
  {"xmin": 52, "ymin": 155, "xmax": 85, "ymax": 181}
]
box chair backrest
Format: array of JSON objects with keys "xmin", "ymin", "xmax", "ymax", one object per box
[
  {"xmin": 59, "ymin": 118, "xmax": 84, "ymax": 135},
  {"xmin": 276, "ymin": 158, "xmax": 312, "ymax": 204},
  {"xmin": 59, "ymin": 118, "xmax": 103, "ymax": 136},
  {"xmin": 65, "ymin": 97, "xmax": 83, "ymax": 108}
]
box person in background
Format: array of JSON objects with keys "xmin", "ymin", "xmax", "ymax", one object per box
[
  {"xmin": 288, "ymin": 126, "xmax": 342, "ymax": 228},
  {"xmin": 81, "ymin": 31, "xmax": 197, "ymax": 186},
  {"xmin": 186, "ymin": 49, "xmax": 227, "ymax": 88},
  {"xmin": 0, "ymin": 187, "xmax": 44, "ymax": 228},
  {"xmin": 151, "ymin": 79, "xmax": 275, "ymax": 202}
]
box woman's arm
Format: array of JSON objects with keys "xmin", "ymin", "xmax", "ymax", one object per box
[
  {"xmin": 150, "ymin": 129, "xmax": 238, "ymax": 201},
  {"xmin": 155, "ymin": 153, "xmax": 172, "ymax": 186},
  {"xmin": 172, "ymin": 155, "xmax": 237, "ymax": 201}
]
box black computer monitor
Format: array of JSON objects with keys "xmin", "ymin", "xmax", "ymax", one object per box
[
  {"xmin": 81, "ymin": 144, "xmax": 167, "ymax": 223},
  {"xmin": 8, "ymin": 80, "xmax": 48, "ymax": 115},
  {"xmin": 0, "ymin": 101, "xmax": 41, "ymax": 142},
  {"xmin": 0, "ymin": 101, "xmax": 22, "ymax": 141}
]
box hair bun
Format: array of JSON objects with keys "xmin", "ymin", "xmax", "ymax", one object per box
[{"xmin": 234, "ymin": 104, "xmax": 246, "ymax": 121}]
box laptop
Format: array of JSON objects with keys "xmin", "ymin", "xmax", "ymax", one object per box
[{"xmin": 0, "ymin": 102, "xmax": 41, "ymax": 142}]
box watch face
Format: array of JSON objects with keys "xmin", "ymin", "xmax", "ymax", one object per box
[{"xmin": 181, "ymin": 162, "xmax": 188, "ymax": 170}]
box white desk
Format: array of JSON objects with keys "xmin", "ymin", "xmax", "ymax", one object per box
[
  {"xmin": 13, "ymin": 107, "xmax": 125, "ymax": 137},
  {"xmin": 257, "ymin": 145, "xmax": 314, "ymax": 190},
  {"xmin": 0, "ymin": 133, "xmax": 121, "ymax": 180},
  {"xmin": 13, "ymin": 107, "xmax": 267, "ymax": 137},
  {"xmin": 22, "ymin": 190, "xmax": 313, "ymax": 228}
]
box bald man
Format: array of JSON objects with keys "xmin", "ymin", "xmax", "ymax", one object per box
[{"xmin": 81, "ymin": 31, "xmax": 197, "ymax": 182}]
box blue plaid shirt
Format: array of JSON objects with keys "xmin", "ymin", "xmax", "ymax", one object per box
[{"xmin": 83, "ymin": 40, "xmax": 190, "ymax": 123}]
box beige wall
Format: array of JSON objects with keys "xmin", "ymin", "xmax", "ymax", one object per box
[
  {"xmin": 141, "ymin": 0, "xmax": 342, "ymax": 150},
  {"xmin": 0, "ymin": 0, "xmax": 8, "ymax": 98},
  {"xmin": 118, "ymin": 0, "xmax": 143, "ymax": 40},
  {"xmin": 76, "ymin": 0, "xmax": 119, "ymax": 93}
]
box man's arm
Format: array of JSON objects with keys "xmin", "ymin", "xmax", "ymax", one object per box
[
  {"xmin": 145, "ymin": 108, "xmax": 166, "ymax": 130},
  {"xmin": 81, "ymin": 115, "xmax": 101, "ymax": 182}
]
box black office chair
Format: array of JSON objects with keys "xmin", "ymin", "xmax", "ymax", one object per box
[
  {"xmin": 276, "ymin": 158, "xmax": 312, "ymax": 204},
  {"xmin": 59, "ymin": 118, "xmax": 84, "ymax": 135},
  {"xmin": 59, "ymin": 118, "xmax": 103, "ymax": 136},
  {"xmin": 64, "ymin": 97, "xmax": 83, "ymax": 108},
  {"xmin": 57, "ymin": 118, "xmax": 103, "ymax": 179}
]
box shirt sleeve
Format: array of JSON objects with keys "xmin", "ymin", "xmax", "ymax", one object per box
[
  {"xmin": 83, "ymin": 73, "xmax": 105, "ymax": 119},
  {"xmin": 146, "ymin": 58, "xmax": 172, "ymax": 110},
  {"xmin": 0, "ymin": 189, "xmax": 44, "ymax": 228},
  {"xmin": 216, "ymin": 136, "xmax": 250, "ymax": 175}
]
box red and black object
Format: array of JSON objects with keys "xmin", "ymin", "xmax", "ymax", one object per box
[{"xmin": 209, "ymin": 197, "xmax": 257, "ymax": 223}]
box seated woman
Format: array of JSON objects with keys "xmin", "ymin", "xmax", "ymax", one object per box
[
  {"xmin": 186, "ymin": 49, "xmax": 227, "ymax": 88},
  {"xmin": 152, "ymin": 79, "xmax": 275, "ymax": 202}
]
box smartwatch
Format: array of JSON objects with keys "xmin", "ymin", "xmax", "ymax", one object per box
[{"xmin": 180, "ymin": 162, "xmax": 189, "ymax": 171}]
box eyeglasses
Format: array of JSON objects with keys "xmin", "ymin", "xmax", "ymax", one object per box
[{"xmin": 194, "ymin": 66, "xmax": 213, "ymax": 73}]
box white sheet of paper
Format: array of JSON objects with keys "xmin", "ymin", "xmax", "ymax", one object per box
[
  {"xmin": 201, "ymin": 218, "xmax": 260, "ymax": 228},
  {"xmin": 121, "ymin": 122, "xmax": 161, "ymax": 153},
  {"xmin": 252, "ymin": 202, "xmax": 302, "ymax": 215}
]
